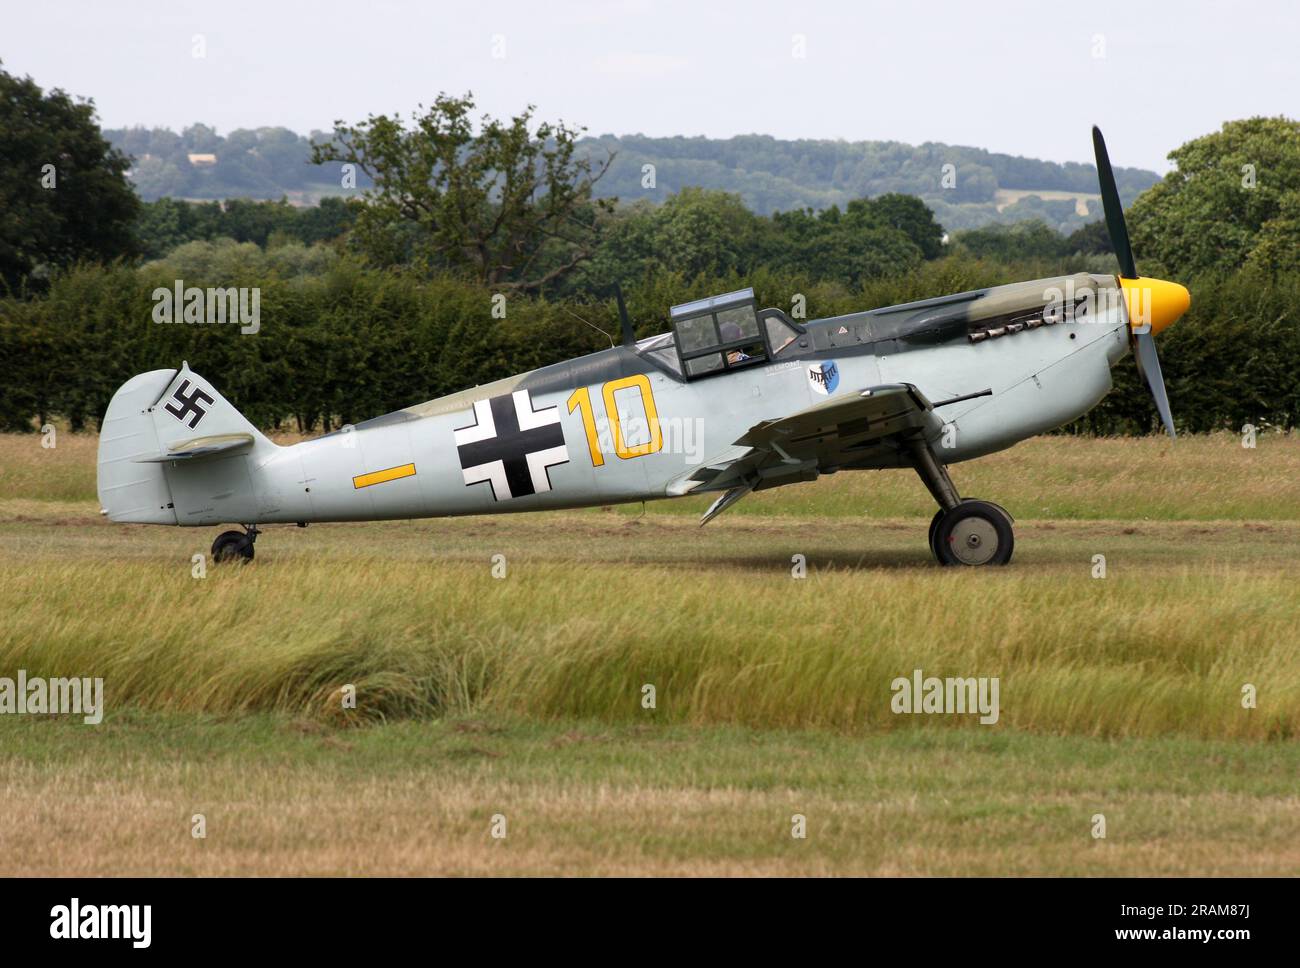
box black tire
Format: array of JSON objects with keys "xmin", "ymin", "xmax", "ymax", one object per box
[
  {"xmin": 927, "ymin": 508, "xmax": 945, "ymax": 560},
  {"xmin": 935, "ymin": 500, "xmax": 1014, "ymax": 566},
  {"xmin": 211, "ymin": 530, "xmax": 253, "ymax": 563},
  {"xmin": 960, "ymin": 497, "xmax": 1014, "ymax": 524}
]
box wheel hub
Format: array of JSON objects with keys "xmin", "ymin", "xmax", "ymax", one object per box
[{"xmin": 949, "ymin": 517, "xmax": 999, "ymax": 565}]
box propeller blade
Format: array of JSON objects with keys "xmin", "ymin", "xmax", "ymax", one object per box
[
  {"xmin": 1092, "ymin": 126, "xmax": 1138, "ymax": 279},
  {"xmin": 1135, "ymin": 331, "xmax": 1176, "ymax": 439}
]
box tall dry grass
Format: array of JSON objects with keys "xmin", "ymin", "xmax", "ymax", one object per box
[{"xmin": 2, "ymin": 555, "xmax": 1294, "ymax": 739}]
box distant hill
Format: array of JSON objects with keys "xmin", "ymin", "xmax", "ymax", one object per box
[
  {"xmin": 104, "ymin": 125, "xmax": 1160, "ymax": 234},
  {"xmin": 105, "ymin": 124, "xmax": 349, "ymax": 206},
  {"xmin": 579, "ymin": 134, "xmax": 1159, "ymax": 233}
]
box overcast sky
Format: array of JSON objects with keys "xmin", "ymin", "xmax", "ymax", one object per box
[{"xmin": 5, "ymin": 0, "xmax": 1297, "ymax": 173}]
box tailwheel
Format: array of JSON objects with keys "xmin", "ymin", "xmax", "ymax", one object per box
[
  {"xmin": 211, "ymin": 527, "xmax": 256, "ymax": 563},
  {"xmin": 934, "ymin": 500, "xmax": 1014, "ymax": 567}
]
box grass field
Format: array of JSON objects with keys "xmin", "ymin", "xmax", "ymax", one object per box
[{"xmin": 1, "ymin": 431, "xmax": 1298, "ymax": 875}]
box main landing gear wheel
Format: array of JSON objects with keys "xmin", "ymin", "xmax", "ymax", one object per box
[
  {"xmin": 934, "ymin": 500, "xmax": 1014, "ymax": 567},
  {"xmin": 928, "ymin": 501, "xmax": 1010, "ymax": 561},
  {"xmin": 904, "ymin": 434, "xmax": 1014, "ymax": 567},
  {"xmin": 211, "ymin": 528, "xmax": 255, "ymax": 563}
]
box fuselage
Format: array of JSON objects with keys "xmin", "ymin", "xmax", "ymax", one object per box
[{"xmin": 151, "ymin": 272, "xmax": 1132, "ymax": 527}]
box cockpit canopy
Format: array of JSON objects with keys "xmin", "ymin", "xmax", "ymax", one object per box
[
  {"xmin": 641, "ymin": 288, "xmax": 802, "ymax": 380},
  {"xmin": 670, "ymin": 288, "xmax": 767, "ymax": 377}
]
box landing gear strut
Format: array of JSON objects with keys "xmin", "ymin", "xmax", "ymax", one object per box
[
  {"xmin": 906, "ymin": 435, "xmax": 1014, "ymax": 566},
  {"xmin": 211, "ymin": 525, "xmax": 259, "ymax": 563}
]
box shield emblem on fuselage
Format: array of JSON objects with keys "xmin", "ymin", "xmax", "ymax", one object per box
[{"xmin": 808, "ymin": 360, "xmax": 840, "ymax": 395}]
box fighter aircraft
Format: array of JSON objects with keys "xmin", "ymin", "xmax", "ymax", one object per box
[{"xmin": 97, "ymin": 128, "xmax": 1189, "ymax": 566}]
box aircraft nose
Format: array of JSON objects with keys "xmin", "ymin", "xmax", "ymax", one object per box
[{"xmin": 1120, "ymin": 276, "xmax": 1190, "ymax": 336}]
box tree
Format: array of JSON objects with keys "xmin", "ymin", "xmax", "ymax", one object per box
[
  {"xmin": 768, "ymin": 202, "xmax": 925, "ymax": 286},
  {"xmin": 568, "ymin": 189, "xmax": 770, "ymax": 292},
  {"xmin": 1128, "ymin": 116, "xmax": 1300, "ymax": 277},
  {"xmin": 1065, "ymin": 220, "xmax": 1113, "ymax": 256},
  {"xmin": 857, "ymin": 193, "xmax": 945, "ymax": 259},
  {"xmin": 0, "ymin": 62, "xmax": 140, "ymax": 291},
  {"xmin": 311, "ymin": 93, "xmax": 615, "ymax": 290},
  {"xmin": 644, "ymin": 188, "xmax": 764, "ymax": 278},
  {"xmin": 1246, "ymin": 192, "xmax": 1300, "ymax": 275},
  {"xmin": 952, "ymin": 220, "xmax": 1067, "ymax": 262},
  {"xmin": 296, "ymin": 196, "xmax": 361, "ymax": 245}
]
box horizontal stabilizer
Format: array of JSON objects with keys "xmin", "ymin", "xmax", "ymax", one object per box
[{"xmin": 134, "ymin": 432, "xmax": 255, "ymax": 463}]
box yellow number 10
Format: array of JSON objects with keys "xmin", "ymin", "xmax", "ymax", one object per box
[{"xmin": 567, "ymin": 374, "xmax": 662, "ymax": 466}]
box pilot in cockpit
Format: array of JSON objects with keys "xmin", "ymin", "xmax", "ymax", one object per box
[{"xmin": 720, "ymin": 321, "xmax": 750, "ymax": 364}]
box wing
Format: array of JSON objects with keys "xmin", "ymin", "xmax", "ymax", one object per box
[{"xmin": 669, "ymin": 384, "xmax": 943, "ymax": 524}]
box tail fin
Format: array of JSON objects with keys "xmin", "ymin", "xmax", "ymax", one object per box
[{"xmin": 97, "ymin": 362, "xmax": 275, "ymax": 524}]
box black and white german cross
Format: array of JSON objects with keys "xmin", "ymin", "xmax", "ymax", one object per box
[
  {"xmin": 163, "ymin": 379, "xmax": 215, "ymax": 429},
  {"xmin": 453, "ymin": 389, "xmax": 570, "ymax": 501}
]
